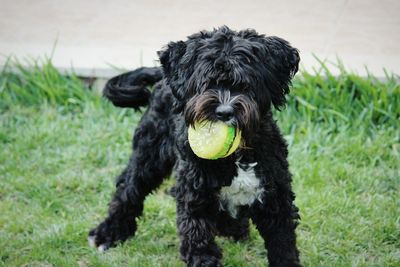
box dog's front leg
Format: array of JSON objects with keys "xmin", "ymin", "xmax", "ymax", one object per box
[
  {"xmin": 251, "ymin": 183, "xmax": 301, "ymax": 267},
  {"xmin": 175, "ymin": 178, "xmax": 222, "ymax": 267}
]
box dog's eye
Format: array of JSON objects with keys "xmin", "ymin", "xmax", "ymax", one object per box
[
  {"xmin": 231, "ymin": 87, "xmax": 242, "ymax": 94},
  {"xmin": 231, "ymin": 85, "xmax": 248, "ymax": 93},
  {"xmin": 215, "ymin": 63, "xmax": 224, "ymax": 71}
]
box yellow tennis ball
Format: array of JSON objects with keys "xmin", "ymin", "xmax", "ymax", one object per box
[{"xmin": 188, "ymin": 121, "xmax": 241, "ymax": 160}]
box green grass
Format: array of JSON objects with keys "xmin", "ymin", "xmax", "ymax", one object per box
[{"xmin": 0, "ymin": 59, "xmax": 399, "ymax": 267}]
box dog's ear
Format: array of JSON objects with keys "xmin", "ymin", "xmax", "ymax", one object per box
[
  {"xmin": 158, "ymin": 41, "xmax": 189, "ymax": 101},
  {"xmin": 258, "ymin": 36, "xmax": 300, "ymax": 109}
]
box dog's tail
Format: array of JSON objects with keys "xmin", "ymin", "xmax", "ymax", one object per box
[{"xmin": 103, "ymin": 67, "xmax": 163, "ymax": 109}]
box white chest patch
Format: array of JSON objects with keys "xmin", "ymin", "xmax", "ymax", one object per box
[{"xmin": 219, "ymin": 162, "xmax": 264, "ymax": 217}]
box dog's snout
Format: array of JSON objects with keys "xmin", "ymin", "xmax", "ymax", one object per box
[{"xmin": 216, "ymin": 105, "xmax": 234, "ymax": 122}]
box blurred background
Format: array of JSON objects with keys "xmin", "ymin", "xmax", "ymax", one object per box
[{"xmin": 1, "ymin": 0, "xmax": 399, "ymax": 78}]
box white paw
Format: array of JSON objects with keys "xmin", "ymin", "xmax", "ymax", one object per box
[{"xmin": 97, "ymin": 244, "xmax": 107, "ymax": 252}]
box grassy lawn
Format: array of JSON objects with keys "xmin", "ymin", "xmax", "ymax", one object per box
[{"xmin": 0, "ymin": 59, "xmax": 399, "ymax": 266}]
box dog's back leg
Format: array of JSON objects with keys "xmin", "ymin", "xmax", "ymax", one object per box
[{"xmin": 88, "ymin": 107, "xmax": 175, "ymax": 251}]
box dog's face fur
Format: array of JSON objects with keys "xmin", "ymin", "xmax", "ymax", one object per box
[{"xmin": 159, "ymin": 26, "xmax": 299, "ymax": 139}]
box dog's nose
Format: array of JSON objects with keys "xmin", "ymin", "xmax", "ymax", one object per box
[{"xmin": 216, "ymin": 105, "xmax": 234, "ymax": 122}]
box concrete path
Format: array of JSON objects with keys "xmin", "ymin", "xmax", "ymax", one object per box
[{"xmin": 1, "ymin": 0, "xmax": 399, "ymax": 78}]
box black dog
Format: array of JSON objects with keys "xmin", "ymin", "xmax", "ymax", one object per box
[{"xmin": 89, "ymin": 26, "xmax": 301, "ymax": 267}]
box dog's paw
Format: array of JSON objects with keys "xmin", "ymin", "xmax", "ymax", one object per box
[
  {"xmin": 88, "ymin": 234, "xmax": 110, "ymax": 252},
  {"xmin": 188, "ymin": 255, "xmax": 222, "ymax": 267},
  {"xmin": 88, "ymin": 218, "xmax": 136, "ymax": 252}
]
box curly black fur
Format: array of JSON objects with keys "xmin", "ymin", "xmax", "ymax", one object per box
[{"xmin": 89, "ymin": 26, "xmax": 301, "ymax": 266}]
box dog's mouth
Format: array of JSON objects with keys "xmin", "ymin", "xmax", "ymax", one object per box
[{"xmin": 183, "ymin": 89, "xmax": 259, "ymax": 139}]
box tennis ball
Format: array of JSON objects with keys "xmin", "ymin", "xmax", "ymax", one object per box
[{"xmin": 188, "ymin": 120, "xmax": 241, "ymax": 160}]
